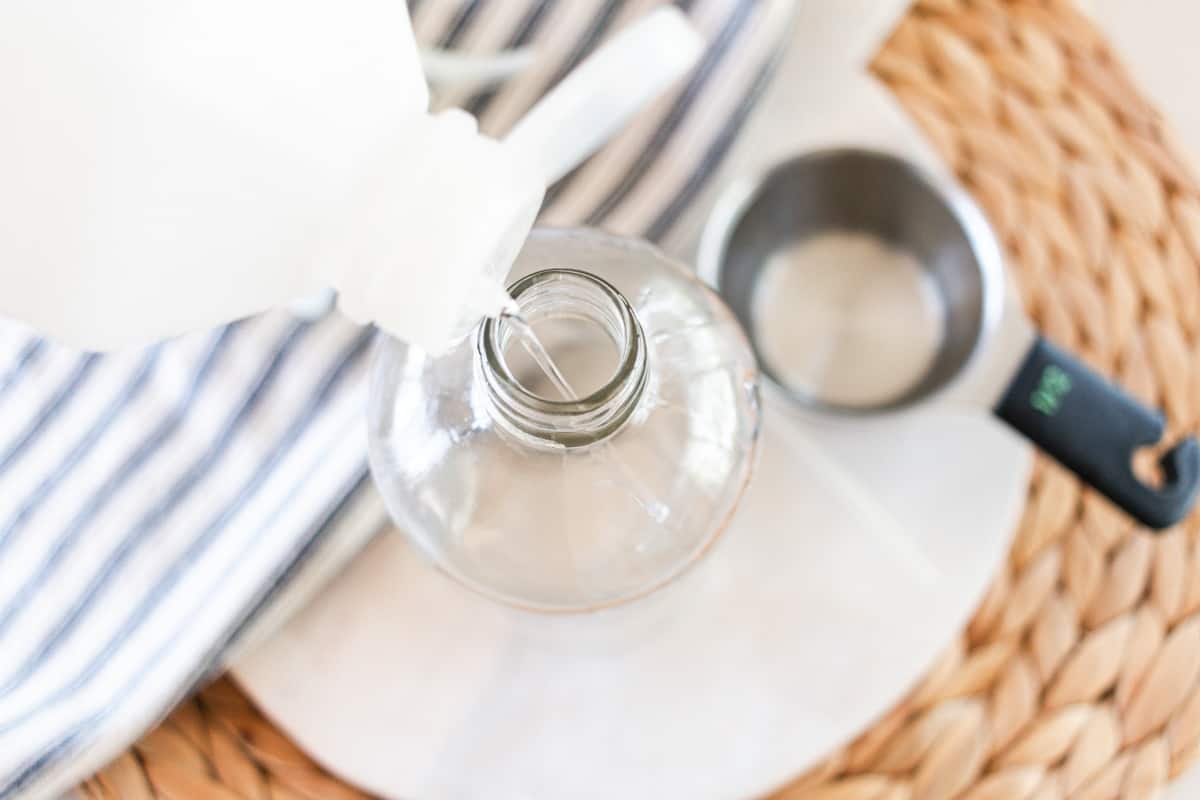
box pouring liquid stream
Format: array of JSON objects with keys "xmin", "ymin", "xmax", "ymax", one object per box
[{"xmin": 500, "ymin": 310, "xmax": 671, "ymax": 526}]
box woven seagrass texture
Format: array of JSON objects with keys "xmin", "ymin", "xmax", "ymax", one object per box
[
  {"xmin": 77, "ymin": 678, "xmax": 370, "ymax": 800},
  {"xmin": 784, "ymin": 1, "xmax": 1200, "ymax": 798},
  {"xmin": 82, "ymin": 0, "xmax": 1200, "ymax": 797}
]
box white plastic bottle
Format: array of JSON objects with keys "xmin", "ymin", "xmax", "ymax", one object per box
[{"xmin": 0, "ymin": 2, "xmax": 700, "ymax": 353}]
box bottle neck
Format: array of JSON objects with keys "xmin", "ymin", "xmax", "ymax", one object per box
[{"xmin": 477, "ymin": 268, "xmax": 647, "ymax": 449}]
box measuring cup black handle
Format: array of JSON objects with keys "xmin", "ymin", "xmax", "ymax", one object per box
[{"xmin": 994, "ymin": 336, "xmax": 1200, "ymax": 530}]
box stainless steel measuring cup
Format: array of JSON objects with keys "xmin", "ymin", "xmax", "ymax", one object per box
[{"xmin": 698, "ymin": 148, "xmax": 1200, "ymax": 530}]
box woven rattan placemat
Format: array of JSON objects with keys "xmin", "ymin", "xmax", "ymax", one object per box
[{"xmin": 80, "ymin": 1, "xmax": 1200, "ymax": 797}]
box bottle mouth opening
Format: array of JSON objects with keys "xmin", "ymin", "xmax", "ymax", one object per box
[{"xmin": 478, "ymin": 268, "xmax": 647, "ymax": 448}]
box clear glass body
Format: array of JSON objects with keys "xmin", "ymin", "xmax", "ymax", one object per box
[{"xmin": 367, "ymin": 229, "xmax": 760, "ymax": 611}]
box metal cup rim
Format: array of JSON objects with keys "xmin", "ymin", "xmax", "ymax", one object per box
[{"xmin": 697, "ymin": 146, "xmax": 1006, "ymax": 416}]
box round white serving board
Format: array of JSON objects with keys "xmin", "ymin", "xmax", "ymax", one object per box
[{"xmin": 234, "ymin": 386, "xmax": 1029, "ymax": 799}]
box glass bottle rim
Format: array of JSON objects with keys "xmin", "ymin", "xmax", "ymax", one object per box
[{"xmin": 477, "ymin": 268, "xmax": 648, "ymax": 448}]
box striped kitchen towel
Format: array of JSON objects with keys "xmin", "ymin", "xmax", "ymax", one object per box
[{"xmin": 0, "ymin": 1, "xmax": 795, "ymax": 797}]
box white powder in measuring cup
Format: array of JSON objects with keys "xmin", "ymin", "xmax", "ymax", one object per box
[{"xmin": 751, "ymin": 231, "xmax": 946, "ymax": 408}]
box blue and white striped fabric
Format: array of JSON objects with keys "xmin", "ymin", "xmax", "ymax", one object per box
[{"xmin": 0, "ymin": 1, "xmax": 795, "ymax": 796}]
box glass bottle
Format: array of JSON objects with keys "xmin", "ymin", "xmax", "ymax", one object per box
[{"xmin": 367, "ymin": 228, "xmax": 760, "ymax": 612}]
